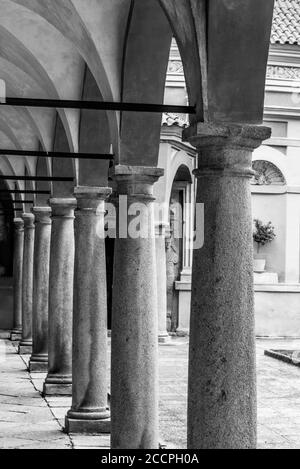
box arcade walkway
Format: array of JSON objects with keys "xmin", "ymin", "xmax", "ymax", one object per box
[{"xmin": 0, "ymin": 337, "xmax": 300, "ymax": 449}]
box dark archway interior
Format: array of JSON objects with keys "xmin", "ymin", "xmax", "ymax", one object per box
[{"xmin": 0, "ymin": 179, "xmax": 14, "ymax": 278}]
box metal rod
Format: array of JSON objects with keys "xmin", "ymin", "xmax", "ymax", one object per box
[
  {"xmin": 0, "ymin": 190, "xmax": 50, "ymax": 195},
  {"xmin": 1, "ymin": 97, "xmax": 195, "ymax": 114},
  {"xmin": 0, "ymin": 200, "xmax": 34, "ymax": 204},
  {"xmin": 12, "ymin": 200, "xmax": 34, "ymax": 204},
  {"xmin": 0, "ymin": 208, "xmax": 23, "ymax": 212},
  {"xmin": 0, "ymin": 149, "xmax": 114, "ymax": 160},
  {"xmin": 0, "ymin": 176, "xmax": 73, "ymax": 182}
]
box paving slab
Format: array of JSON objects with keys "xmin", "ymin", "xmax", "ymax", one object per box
[{"xmin": 1, "ymin": 337, "xmax": 300, "ymax": 449}]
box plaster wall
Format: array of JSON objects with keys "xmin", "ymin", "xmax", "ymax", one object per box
[
  {"xmin": 252, "ymin": 192, "xmax": 287, "ymax": 282},
  {"xmin": 255, "ymin": 288, "xmax": 300, "ymax": 337}
]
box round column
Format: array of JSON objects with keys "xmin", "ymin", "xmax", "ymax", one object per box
[
  {"xmin": 155, "ymin": 223, "xmax": 170, "ymax": 343},
  {"xmin": 10, "ymin": 218, "xmax": 24, "ymax": 342},
  {"xmin": 65, "ymin": 186, "xmax": 111, "ymax": 434},
  {"xmin": 29, "ymin": 207, "xmax": 52, "ymax": 372},
  {"xmin": 18, "ymin": 213, "xmax": 35, "ymax": 355},
  {"xmin": 43, "ymin": 198, "xmax": 76, "ymax": 396},
  {"xmin": 185, "ymin": 123, "xmax": 271, "ymax": 449},
  {"xmin": 110, "ymin": 165, "xmax": 163, "ymax": 449}
]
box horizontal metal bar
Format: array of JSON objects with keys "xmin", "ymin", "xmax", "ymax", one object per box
[
  {"xmin": 0, "ymin": 149, "xmax": 114, "ymax": 160},
  {"xmin": 0, "ymin": 208, "xmax": 23, "ymax": 212},
  {"xmin": 12, "ymin": 200, "xmax": 34, "ymax": 204},
  {"xmin": 0, "ymin": 176, "xmax": 73, "ymax": 182},
  {"xmin": 1, "ymin": 97, "xmax": 195, "ymax": 114},
  {"xmin": 0, "ymin": 200, "xmax": 33, "ymax": 204},
  {"xmin": 0, "ymin": 190, "xmax": 50, "ymax": 195}
]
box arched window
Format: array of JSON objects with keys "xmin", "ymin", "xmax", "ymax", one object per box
[{"xmin": 251, "ymin": 160, "xmax": 286, "ymax": 186}]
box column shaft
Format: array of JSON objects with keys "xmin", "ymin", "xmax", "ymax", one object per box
[
  {"xmin": 18, "ymin": 213, "xmax": 35, "ymax": 355},
  {"xmin": 110, "ymin": 166, "xmax": 163, "ymax": 449},
  {"xmin": 29, "ymin": 207, "xmax": 52, "ymax": 372},
  {"xmin": 155, "ymin": 223, "xmax": 169, "ymax": 343},
  {"xmin": 43, "ymin": 199, "xmax": 76, "ymax": 396},
  {"xmin": 185, "ymin": 123, "xmax": 271, "ymax": 449},
  {"xmin": 11, "ymin": 218, "xmax": 24, "ymax": 341},
  {"xmin": 65, "ymin": 186, "xmax": 111, "ymax": 434}
]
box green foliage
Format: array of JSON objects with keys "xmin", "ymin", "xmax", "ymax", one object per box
[{"xmin": 253, "ymin": 219, "xmax": 276, "ymax": 248}]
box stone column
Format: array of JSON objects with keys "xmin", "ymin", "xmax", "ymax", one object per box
[
  {"xmin": 29, "ymin": 207, "xmax": 52, "ymax": 372},
  {"xmin": 155, "ymin": 223, "xmax": 169, "ymax": 343},
  {"xmin": 10, "ymin": 218, "xmax": 24, "ymax": 341},
  {"xmin": 18, "ymin": 213, "xmax": 35, "ymax": 355},
  {"xmin": 65, "ymin": 186, "xmax": 111, "ymax": 434},
  {"xmin": 110, "ymin": 165, "xmax": 163, "ymax": 449},
  {"xmin": 185, "ymin": 123, "xmax": 271, "ymax": 449},
  {"xmin": 43, "ymin": 199, "xmax": 76, "ymax": 396}
]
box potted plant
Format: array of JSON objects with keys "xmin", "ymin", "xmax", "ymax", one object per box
[{"xmin": 253, "ymin": 219, "xmax": 276, "ymax": 272}]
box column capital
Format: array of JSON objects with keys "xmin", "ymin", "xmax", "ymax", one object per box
[
  {"xmin": 183, "ymin": 123, "xmax": 271, "ymax": 150},
  {"xmin": 109, "ymin": 165, "xmax": 164, "ymax": 197},
  {"xmin": 74, "ymin": 186, "xmax": 112, "ymax": 211},
  {"xmin": 49, "ymin": 198, "xmax": 77, "ymax": 218},
  {"xmin": 183, "ymin": 123, "xmax": 271, "ymax": 179},
  {"xmin": 13, "ymin": 217, "xmax": 24, "ymax": 230},
  {"xmin": 21, "ymin": 212, "xmax": 35, "ymax": 229},
  {"xmin": 32, "ymin": 206, "xmax": 52, "ymax": 225}
]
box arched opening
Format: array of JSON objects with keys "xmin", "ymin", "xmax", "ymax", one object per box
[
  {"xmin": 0, "ymin": 178, "xmax": 14, "ymax": 331},
  {"xmin": 166, "ymin": 164, "xmax": 192, "ymax": 332}
]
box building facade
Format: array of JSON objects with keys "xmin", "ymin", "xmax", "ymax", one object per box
[{"xmin": 160, "ymin": 2, "xmax": 300, "ymax": 337}]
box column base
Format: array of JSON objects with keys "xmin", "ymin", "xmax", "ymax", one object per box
[
  {"xmin": 65, "ymin": 413, "xmax": 110, "ymax": 434},
  {"xmin": 43, "ymin": 375, "xmax": 72, "ymax": 396},
  {"xmin": 18, "ymin": 341, "xmax": 32, "ymax": 355},
  {"xmin": 10, "ymin": 331, "xmax": 22, "ymax": 342},
  {"xmin": 158, "ymin": 332, "xmax": 171, "ymax": 344},
  {"xmin": 29, "ymin": 355, "xmax": 48, "ymax": 373}
]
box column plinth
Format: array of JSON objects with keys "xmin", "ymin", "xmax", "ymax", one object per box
[
  {"xmin": 110, "ymin": 165, "xmax": 163, "ymax": 449},
  {"xmin": 184, "ymin": 123, "xmax": 271, "ymax": 449},
  {"xmin": 29, "ymin": 207, "xmax": 52, "ymax": 372},
  {"xmin": 18, "ymin": 213, "xmax": 35, "ymax": 355},
  {"xmin": 11, "ymin": 218, "xmax": 24, "ymax": 342},
  {"xmin": 65, "ymin": 186, "xmax": 111, "ymax": 434},
  {"xmin": 43, "ymin": 198, "xmax": 76, "ymax": 396},
  {"xmin": 155, "ymin": 223, "xmax": 170, "ymax": 344}
]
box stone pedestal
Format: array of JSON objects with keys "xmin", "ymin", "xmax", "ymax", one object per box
[
  {"xmin": 43, "ymin": 199, "xmax": 76, "ymax": 396},
  {"xmin": 110, "ymin": 165, "xmax": 163, "ymax": 449},
  {"xmin": 11, "ymin": 218, "xmax": 24, "ymax": 342},
  {"xmin": 18, "ymin": 213, "xmax": 35, "ymax": 355},
  {"xmin": 254, "ymin": 272, "xmax": 279, "ymax": 285},
  {"xmin": 65, "ymin": 187, "xmax": 111, "ymax": 434},
  {"xmin": 29, "ymin": 207, "xmax": 52, "ymax": 372},
  {"xmin": 155, "ymin": 223, "xmax": 170, "ymax": 343},
  {"xmin": 185, "ymin": 123, "xmax": 271, "ymax": 449}
]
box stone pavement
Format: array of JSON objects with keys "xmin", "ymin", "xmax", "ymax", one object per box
[
  {"xmin": 159, "ymin": 337, "xmax": 300, "ymax": 449},
  {"xmin": 0, "ymin": 337, "xmax": 300, "ymax": 449}
]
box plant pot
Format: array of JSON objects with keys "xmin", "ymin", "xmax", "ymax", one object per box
[{"xmin": 253, "ymin": 259, "xmax": 266, "ymax": 273}]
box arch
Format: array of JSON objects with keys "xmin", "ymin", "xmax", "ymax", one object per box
[
  {"xmin": 36, "ymin": 154, "xmax": 51, "ymax": 207},
  {"xmin": 52, "ymin": 113, "xmax": 76, "ymax": 197},
  {"xmin": 159, "ymin": 0, "xmax": 275, "ymax": 125},
  {"xmin": 0, "ymin": 24, "xmax": 77, "ymax": 152},
  {"xmin": 158, "ymin": 0, "xmax": 205, "ymax": 122},
  {"xmin": 23, "ymin": 164, "xmax": 34, "ymax": 213},
  {"xmin": 251, "ymin": 160, "xmax": 286, "ymax": 186},
  {"xmin": 119, "ymin": 0, "xmax": 172, "ymax": 166},
  {"xmin": 0, "ymin": 118, "xmax": 22, "ymax": 150},
  {"xmin": 78, "ymin": 65, "xmax": 110, "ymax": 186},
  {"xmin": 253, "ymin": 145, "xmax": 288, "ymax": 184},
  {"xmin": 10, "ymin": 0, "xmax": 125, "ymax": 157},
  {"xmin": 166, "ymin": 151, "xmax": 194, "ymax": 207}
]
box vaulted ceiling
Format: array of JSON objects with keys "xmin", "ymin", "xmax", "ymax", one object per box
[{"xmin": 0, "ymin": 0, "xmax": 275, "ymax": 207}]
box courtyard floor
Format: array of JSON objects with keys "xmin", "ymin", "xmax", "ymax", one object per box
[{"xmin": 0, "ymin": 336, "xmax": 300, "ymax": 449}]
